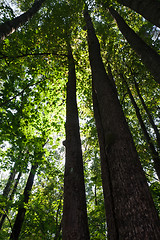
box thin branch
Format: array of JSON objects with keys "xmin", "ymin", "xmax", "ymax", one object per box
[
  {"xmin": 2, "ymin": 209, "xmax": 13, "ymax": 231},
  {"xmin": 145, "ymin": 172, "xmax": 159, "ymax": 182},
  {"xmin": 0, "ymin": 51, "xmax": 67, "ymax": 60}
]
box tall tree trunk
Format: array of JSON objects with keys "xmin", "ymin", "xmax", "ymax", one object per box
[
  {"xmin": 55, "ymin": 197, "xmax": 62, "ymax": 240},
  {"xmin": 10, "ymin": 164, "xmax": 38, "ymax": 240},
  {"xmin": 2, "ymin": 163, "xmax": 17, "ymax": 198},
  {"xmin": 92, "ymin": 85, "xmax": 118, "ymax": 239},
  {"xmin": 0, "ymin": 163, "xmax": 17, "ymax": 219},
  {"xmin": 116, "ymin": 0, "xmax": 160, "ymax": 28},
  {"xmin": 0, "ymin": 0, "xmax": 45, "ymax": 41},
  {"xmin": 121, "ymin": 73, "xmax": 160, "ymax": 180},
  {"xmin": 84, "ymin": 9, "xmax": 160, "ymax": 240},
  {"xmin": 108, "ymin": 7, "xmax": 160, "ymax": 84},
  {"xmin": 62, "ymin": 43, "xmax": 90, "ymax": 240},
  {"xmin": 107, "ymin": 62, "xmax": 118, "ymax": 94},
  {"xmin": 131, "ymin": 72, "xmax": 160, "ymax": 150},
  {"xmin": 0, "ymin": 172, "xmax": 22, "ymax": 230}
]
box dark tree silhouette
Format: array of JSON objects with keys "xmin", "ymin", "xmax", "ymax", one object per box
[
  {"xmin": 108, "ymin": 7, "xmax": 160, "ymax": 84},
  {"xmin": 84, "ymin": 8, "xmax": 160, "ymax": 239},
  {"xmin": 116, "ymin": 0, "xmax": 160, "ymax": 28},
  {"xmin": 0, "ymin": 0, "xmax": 45, "ymax": 41},
  {"xmin": 62, "ymin": 43, "xmax": 90, "ymax": 240},
  {"xmin": 121, "ymin": 73, "xmax": 160, "ymax": 180}
]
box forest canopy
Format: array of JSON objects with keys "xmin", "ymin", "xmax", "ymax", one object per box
[{"xmin": 0, "ymin": 0, "xmax": 160, "ymax": 239}]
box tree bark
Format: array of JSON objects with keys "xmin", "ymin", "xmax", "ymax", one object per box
[
  {"xmin": 92, "ymin": 84, "xmax": 118, "ymax": 239},
  {"xmin": 107, "ymin": 62, "xmax": 118, "ymax": 94},
  {"xmin": 84, "ymin": 9, "xmax": 160, "ymax": 240},
  {"xmin": 116, "ymin": 0, "xmax": 160, "ymax": 28},
  {"xmin": 108, "ymin": 7, "xmax": 160, "ymax": 84},
  {"xmin": 10, "ymin": 164, "xmax": 38, "ymax": 240},
  {"xmin": 62, "ymin": 43, "xmax": 90, "ymax": 240},
  {"xmin": 0, "ymin": 163, "xmax": 17, "ymax": 219},
  {"xmin": 2, "ymin": 163, "xmax": 17, "ymax": 197},
  {"xmin": 121, "ymin": 73, "xmax": 160, "ymax": 180},
  {"xmin": 0, "ymin": 172, "xmax": 22, "ymax": 230},
  {"xmin": 131, "ymin": 72, "xmax": 160, "ymax": 150},
  {"xmin": 0, "ymin": 0, "xmax": 45, "ymax": 41}
]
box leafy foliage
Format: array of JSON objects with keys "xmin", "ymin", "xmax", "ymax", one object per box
[{"xmin": 0, "ymin": 0, "xmax": 160, "ymax": 239}]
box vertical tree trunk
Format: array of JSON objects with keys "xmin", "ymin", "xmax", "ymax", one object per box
[
  {"xmin": 0, "ymin": 163, "xmax": 17, "ymax": 219},
  {"xmin": 108, "ymin": 7, "xmax": 160, "ymax": 84},
  {"xmin": 10, "ymin": 164, "xmax": 38, "ymax": 240},
  {"xmin": 94, "ymin": 185, "xmax": 97, "ymax": 206},
  {"xmin": 62, "ymin": 43, "xmax": 90, "ymax": 240},
  {"xmin": 121, "ymin": 73, "xmax": 160, "ymax": 180},
  {"xmin": 131, "ymin": 72, "xmax": 160, "ymax": 150},
  {"xmin": 0, "ymin": 172, "xmax": 22, "ymax": 230},
  {"xmin": 55, "ymin": 197, "xmax": 62, "ymax": 240},
  {"xmin": 2, "ymin": 163, "xmax": 17, "ymax": 198},
  {"xmin": 92, "ymin": 85, "xmax": 118, "ymax": 239},
  {"xmin": 0, "ymin": 0, "xmax": 45, "ymax": 41},
  {"xmin": 116, "ymin": 0, "xmax": 160, "ymax": 28},
  {"xmin": 106, "ymin": 62, "xmax": 118, "ymax": 94},
  {"xmin": 84, "ymin": 9, "xmax": 160, "ymax": 240}
]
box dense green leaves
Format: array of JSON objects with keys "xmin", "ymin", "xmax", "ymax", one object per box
[{"xmin": 0, "ymin": 0, "xmax": 160, "ymax": 239}]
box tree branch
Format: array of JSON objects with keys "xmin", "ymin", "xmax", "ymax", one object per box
[
  {"xmin": 2, "ymin": 209, "xmax": 13, "ymax": 231},
  {"xmin": 0, "ymin": 51, "xmax": 67, "ymax": 60}
]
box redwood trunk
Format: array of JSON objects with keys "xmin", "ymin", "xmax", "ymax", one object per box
[
  {"xmin": 84, "ymin": 9, "xmax": 160, "ymax": 240},
  {"xmin": 117, "ymin": 0, "xmax": 160, "ymax": 28},
  {"xmin": 122, "ymin": 74, "xmax": 160, "ymax": 180},
  {"xmin": 0, "ymin": 0, "xmax": 45, "ymax": 41},
  {"xmin": 108, "ymin": 7, "xmax": 160, "ymax": 84},
  {"xmin": 10, "ymin": 164, "xmax": 38, "ymax": 240},
  {"xmin": 62, "ymin": 44, "xmax": 90, "ymax": 240}
]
